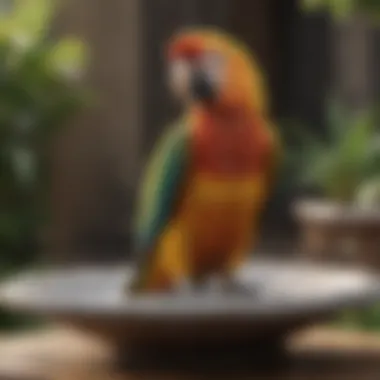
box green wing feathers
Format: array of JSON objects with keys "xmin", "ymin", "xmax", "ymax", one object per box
[{"xmin": 133, "ymin": 119, "xmax": 189, "ymax": 254}]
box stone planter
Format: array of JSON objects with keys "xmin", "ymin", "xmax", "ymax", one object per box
[{"xmin": 293, "ymin": 199, "xmax": 380, "ymax": 270}]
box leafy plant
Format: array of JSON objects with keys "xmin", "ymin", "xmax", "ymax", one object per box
[
  {"xmin": 356, "ymin": 176, "xmax": 380, "ymax": 207},
  {"xmin": 336, "ymin": 306, "xmax": 380, "ymax": 332},
  {"xmin": 301, "ymin": 0, "xmax": 380, "ymax": 19},
  {"xmin": 0, "ymin": 0, "xmax": 88, "ymax": 328},
  {"xmin": 297, "ymin": 101, "xmax": 380, "ymax": 202}
]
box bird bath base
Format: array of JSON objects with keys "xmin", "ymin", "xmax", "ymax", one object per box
[{"xmin": 114, "ymin": 336, "xmax": 289, "ymax": 371}]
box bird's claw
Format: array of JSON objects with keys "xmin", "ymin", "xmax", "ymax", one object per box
[
  {"xmin": 221, "ymin": 277, "xmax": 259, "ymax": 297},
  {"xmin": 168, "ymin": 278, "xmax": 194, "ymax": 296}
]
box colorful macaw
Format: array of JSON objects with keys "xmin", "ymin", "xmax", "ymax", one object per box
[{"xmin": 128, "ymin": 28, "xmax": 280, "ymax": 294}]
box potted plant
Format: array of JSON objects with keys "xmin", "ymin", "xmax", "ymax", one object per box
[{"xmin": 292, "ymin": 101, "xmax": 380, "ymax": 267}]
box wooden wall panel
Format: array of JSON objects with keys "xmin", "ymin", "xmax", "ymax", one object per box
[{"xmin": 48, "ymin": 0, "xmax": 142, "ymax": 261}]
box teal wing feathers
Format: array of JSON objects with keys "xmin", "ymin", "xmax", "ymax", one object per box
[{"xmin": 130, "ymin": 118, "xmax": 189, "ymax": 288}]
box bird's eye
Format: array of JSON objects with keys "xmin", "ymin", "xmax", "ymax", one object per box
[{"xmin": 200, "ymin": 51, "xmax": 225, "ymax": 83}]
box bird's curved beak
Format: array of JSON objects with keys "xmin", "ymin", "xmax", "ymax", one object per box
[
  {"xmin": 190, "ymin": 69, "xmax": 216, "ymax": 103},
  {"xmin": 169, "ymin": 59, "xmax": 219, "ymax": 105}
]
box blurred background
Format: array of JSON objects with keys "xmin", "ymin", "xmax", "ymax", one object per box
[{"xmin": 0, "ymin": 0, "xmax": 379, "ymax": 330}]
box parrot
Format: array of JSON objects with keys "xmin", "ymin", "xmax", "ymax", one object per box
[{"xmin": 127, "ymin": 27, "xmax": 280, "ymax": 295}]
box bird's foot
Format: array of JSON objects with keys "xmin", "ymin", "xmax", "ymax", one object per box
[
  {"xmin": 168, "ymin": 278, "xmax": 195, "ymax": 296},
  {"xmin": 221, "ymin": 276, "xmax": 259, "ymax": 297}
]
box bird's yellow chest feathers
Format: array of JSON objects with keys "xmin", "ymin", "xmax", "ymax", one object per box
[
  {"xmin": 179, "ymin": 174, "xmax": 266, "ymax": 235},
  {"xmin": 189, "ymin": 175, "xmax": 263, "ymax": 203}
]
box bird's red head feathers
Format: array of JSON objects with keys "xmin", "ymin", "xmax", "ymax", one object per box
[
  {"xmin": 167, "ymin": 35, "xmax": 205, "ymax": 61},
  {"xmin": 166, "ymin": 28, "xmax": 268, "ymax": 114}
]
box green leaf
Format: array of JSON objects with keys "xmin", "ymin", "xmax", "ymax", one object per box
[
  {"xmin": 9, "ymin": 146, "xmax": 37, "ymax": 188},
  {"xmin": 48, "ymin": 38, "xmax": 87, "ymax": 81},
  {"xmin": 325, "ymin": 97, "xmax": 347, "ymax": 140},
  {"xmin": 300, "ymin": 0, "xmax": 380, "ymax": 21},
  {"xmin": 356, "ymin": 176, "xmax": 380, "ymax": 207},
  {"xmin": 2, "ymin": 0, "xmax": 55, "ymax": 44},
  {"xmin": 324, "ymin": 110, "xmax": 375, "ymax": 200},
  {"xmin": 329, "ymin": 0, "xmax": 355, "ymax": 18}
]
